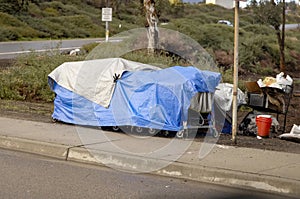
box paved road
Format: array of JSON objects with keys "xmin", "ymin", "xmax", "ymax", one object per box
[
  {"xmin": 283, "ymin": 24, "xmax": 300, "ymax": 30},
  {"xmin": 0, "ymin": 23, "xmax": 298, "ymax": 59},
  {"xmin": 0, "ymin": 38, "xmax": 122, "ymax": 59},
  {"xmin": 0, "ymin": 148, "xmax": 294, "ymax": 199}
]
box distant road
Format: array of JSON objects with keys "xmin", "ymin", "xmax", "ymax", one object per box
[
  {"xmin": 283, "ymin": 23, "xmax": 300, "ymax": 30},
  {"xmin": 0, "ymin": 38, "xmax": 121, "ymax": 59}
]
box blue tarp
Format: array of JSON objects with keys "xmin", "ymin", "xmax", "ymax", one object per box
[{"xmin": 49, "ymin": 66, "xmax": 221, "ymax": 131}]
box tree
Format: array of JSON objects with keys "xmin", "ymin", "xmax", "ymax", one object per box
[
  {"xmin": 251, "ymin": 0, "xmax": 286, "ymax": 73},
  {"xmin": 249, "ymin": 0, "xmax": 257, "ymax": 8},
  {"xmin": 0, "ymin": 0, "xmax": 20, "ymax": 14},
  {"xmin": 0, "ymin": 0, "xmax": 40, "ymax": 14},
  {"xmin": 144, "ymin": 0, "xmax": 159, "ymax": 53}
]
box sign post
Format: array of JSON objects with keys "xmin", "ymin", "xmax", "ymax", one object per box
[{"xmin": 102, "ymin": 8, "xmax": 112, "ymax": 42}]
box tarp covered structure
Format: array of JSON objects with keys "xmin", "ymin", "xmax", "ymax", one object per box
[
  {"xmin": 48, "ymin": 58, "xmax": 159, "ymax": 108},
  {"xmin": 48, "ymin": 58, "xmax": 221, "ymax": 131}
]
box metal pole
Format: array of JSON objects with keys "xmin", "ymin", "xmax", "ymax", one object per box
[
  {"xmin": 105, "ymin": 0, "xmax": 109, "ymax": 42},
  {"xmin": 105, "ymin": 21, "xmax": 109, "ymax": 42},
  {"xmin": 232, "ymin": 0, "xmax": 240, "ymax": 144}
]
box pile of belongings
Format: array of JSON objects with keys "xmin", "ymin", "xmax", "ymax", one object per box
[
  {"xmin": 279, "ymin": 124, "xmax": 300, "ymax": 143},
  {"xmin": 239, "ymin": 112, "xmax": 280, "ymax": 136},
  {"xmin": 257, "ymin": 72, "xmax": 293, "ymax": 113},
  {"xmin": 257, "ymin": 72, "xmax": 293, "ymax": 92}
]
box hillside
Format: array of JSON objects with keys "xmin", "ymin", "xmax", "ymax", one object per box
[{"xmin": 0, "ymin": 0, "xmax": 300, "ymax": 77}]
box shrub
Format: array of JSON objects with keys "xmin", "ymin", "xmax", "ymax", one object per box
[
  {"xmin": 0, "ymin": 28, "xmax": 20, "ymax": 41},
  {"xmin": 43, "ymin": 7, "xmax": 59, "ymax": 17},
  {"xmin": 46, "ymin": 15, "xmax": 100, "ymax": 38},
  {"xmin": 0, "ymin": 52, "xmax": 85, "ymax": 102},
  {"xmin": 242, "ymin": 24, "xmax": 275, "ymax": 35},
  {"xmin": 194, "ymin": 24, "xmax": 234, "ymax": 51},
  {"xmin": 0, "ymin": 12, "xmax": 26, "ymax": 27}
]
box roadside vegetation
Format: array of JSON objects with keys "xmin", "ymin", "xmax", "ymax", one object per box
[
  {"xmin": 0, "ymin": 52, "xmax": 85, "ymax": 102},
  {"xmin": 0, "ymin": 0, "xmax": 300, "ymax": 102}
]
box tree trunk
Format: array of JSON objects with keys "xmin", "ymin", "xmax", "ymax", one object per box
[
  {"xmin": 280, "ymin": 0, "xmax": 286, "ymax": 73},
  {"xmin": 144, "ymin": 0, "xmax": 159, "ymax": 54},
  {"xmin": 271, "ymin": 0, "xmax": 286, "ymax": 73}
]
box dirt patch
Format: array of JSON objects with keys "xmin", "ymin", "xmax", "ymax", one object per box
[
  {"xmin": 0, "ymin": 94, "xmax": 299, "ymax": 154},
  {"xmin": 0, "ymin": 100, "xmax": 54, "ymax": 123}
]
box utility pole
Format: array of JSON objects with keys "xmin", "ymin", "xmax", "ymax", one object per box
[{"xmin": 232, "ymin": 0, "xmax": 244, "ymax": 144}]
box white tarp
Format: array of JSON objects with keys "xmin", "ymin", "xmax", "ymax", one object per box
[
  {"xmin": 48, "ymin": 58, "xmax": 159, "ymax": 108},
  {"xmin": 214, "ymin": 83, "xmax": 246, "ymax": 113},
  {"xmin": 279, "ymin": 124, "xmax": 300, "ymax": 143}
]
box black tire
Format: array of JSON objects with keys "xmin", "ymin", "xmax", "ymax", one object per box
[{"xmin": 112, "ymin": 126, "xmax": 121, "ymax": 132}]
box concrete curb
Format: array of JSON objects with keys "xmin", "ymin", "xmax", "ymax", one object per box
[
  {"xmin": 0, "ymin": 135, "xmax": 299, "ymax": 197},
  {"xmin": 0, "ymin": 135, "xmax": 68, "ymax": 160},
  {"xmin": 67, "ymin": 146, "xmax": 300, "ymax": 197}
]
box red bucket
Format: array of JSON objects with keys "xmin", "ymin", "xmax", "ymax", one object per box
[{"xmin": 256, "ymin": 115, "xmax": 272, "ymax": 137}]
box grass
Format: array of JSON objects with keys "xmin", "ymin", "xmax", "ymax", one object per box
[{"xmin": 0, "ymin": 51, "xmax": 85, "ymax": 102}]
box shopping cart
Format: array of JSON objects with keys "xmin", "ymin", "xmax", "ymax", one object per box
[{"xmin": 244, "ymin": 84, "xmax": 293, "ymax": 133}]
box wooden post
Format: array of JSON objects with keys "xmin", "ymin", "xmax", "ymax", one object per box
[{"xmin": 232, "ymin": 0, "xmax": 240, "ymax": 144}]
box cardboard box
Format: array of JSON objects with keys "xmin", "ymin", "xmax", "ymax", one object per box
[{"xmin": 245, "ymin": 81, "xmax": 261, "ymax": 93}]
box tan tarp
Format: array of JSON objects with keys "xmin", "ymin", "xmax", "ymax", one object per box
[{"xmin": 48, "ymin": 58, "xmax": 159, "ymax": 108}]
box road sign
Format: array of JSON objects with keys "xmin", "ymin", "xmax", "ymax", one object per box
[{"xmin": 102, "ymin": 8, "xmax": 112, "ymax": 22}]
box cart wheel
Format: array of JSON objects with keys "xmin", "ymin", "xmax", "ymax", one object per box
[
  {"xmin": 51, "ymin": 118, "xmax": 58, "ymax": 123},
  {"xmin": 134, "ymin": 126, "xmax": 144, "ymax": 134},
  {"xmin": 148, "ymin": 128, "xmax": 157, "ymax": 135},
  {"xmin": 112, "ymin": 126, "xmax": 120, "ymax": 132},
  {"xmin": 176, "ymin": 130, "xmax": 185, "ymax": 139},
  {"xmin": 210, "ymin": 128, "xmax": 219, "ymax": 138}
]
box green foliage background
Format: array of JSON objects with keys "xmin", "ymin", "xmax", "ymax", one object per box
[{"xmin": 0, "ymin": 0, "xmax": 300, "ymax": 102}]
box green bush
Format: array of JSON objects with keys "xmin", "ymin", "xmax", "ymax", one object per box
[
  {"xmin": 0, "ymin": 28, "xmax": 20, "ymax": 41},
  {"xmin": 0, "ymin": 1, "xmax": 299, "ymax": 85},
  {"xmin": 239, "ymin": 34, "xmax": 269, "ymax": 68},
  {"xmin": 242, "ymin": 24, "xmax": 275, "ymax": 35},
  {"xmin": 27, "ymin": 3, "xmax": 43, "ymax": 18},
  {"xmin": 0, "ymin": 13, "xmax": 45, "ymax": 40},
  {"xmin": 194, "ymin": 24, "xmax": 234, "ymax": 51},
  {"xmin": 43, "ymin": 7, "xmax": 60, "ymax": 17},
  {"xmin": 0, "ymin": 12, "xmax": 26, "ymax": 27},
  {"xmin": 0, "ymin": 52, "xmax": 85, "ymax": 102},
  {"xmin": 46, "ymin": 15, "xmax": 100, "ymax": 38},
  {"xmin": 81, "ymin": 42, "xmax": 98, "ymax": 53},
  {"xmin": 122, "ymin": 50, "xmax": 187, "ymax": 69}
]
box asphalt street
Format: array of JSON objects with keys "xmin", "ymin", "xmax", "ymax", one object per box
[
  {"xmin": 0, "ymin": 148, "xmax": 294, "ymax": 199},
  {"xmin": 0, "ymin": 38, "xmax": 124, "ymax": 59}
]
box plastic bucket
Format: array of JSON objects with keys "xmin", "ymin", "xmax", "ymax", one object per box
[{"xmin": 256, "ymin": 115, "xmax": 272, "ymax": 137}]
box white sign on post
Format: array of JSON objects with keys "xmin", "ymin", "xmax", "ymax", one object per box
[{"xmin": 102, "ymin": 8, "xmax": 112, "ymax": 21}]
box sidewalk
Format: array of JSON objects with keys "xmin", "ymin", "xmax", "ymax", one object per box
[{"xmin": 0, "ymin": 116, "xmax": 299, "ymax": 197}]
